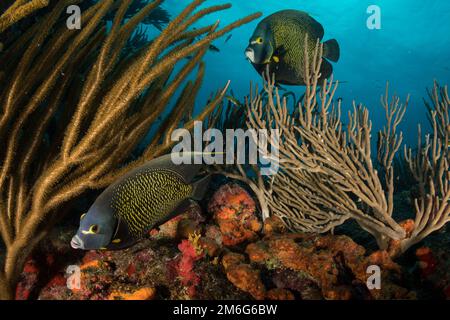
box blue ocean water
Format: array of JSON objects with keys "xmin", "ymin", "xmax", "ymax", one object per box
[{"xmin": 154, "ymin": 0, "xmax": 450, "ymax": 147}]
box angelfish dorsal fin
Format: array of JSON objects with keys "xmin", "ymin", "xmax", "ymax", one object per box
[{"xmin": 140, "ymin": 153, "xmax": 205, "ymax": 183}]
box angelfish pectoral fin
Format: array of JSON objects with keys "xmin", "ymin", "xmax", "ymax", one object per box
[
  {"xmin": 191, "ymin": 175, "xmax": 212, "ymax": 200},
  {"xmin": 271, "ymin": 46, "xmax": 286, "ymax": 64}
]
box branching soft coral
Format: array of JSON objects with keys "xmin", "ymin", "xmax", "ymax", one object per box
[
  {"xmin": 219, "ymin": 36, "xmax": 449, "ymax": 256},
  {"xmin": 177, "ymin": 233, "xmax": 204, "ymax": 298},
  {"xmin": 402, "ymin": 83, "xmax": 450, "ymax": 251},
  {"xmin": 0, "ymin": 0, "xmax": 49, "ymax": 33},
  {"xmin": 0, "ymin": 0, "xmax": 261, "ymax": 299}
]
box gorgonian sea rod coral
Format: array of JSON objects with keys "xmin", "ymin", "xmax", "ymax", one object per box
[
  {"xmin": 0, "ymin": 0, "xmax": 261, "ymax": 299},
  {"xmin": 0, "ymin": 0, "xmax": 49, "ymax": 33},
  {"xmin": 221, "ymin": 37, "xmax": 449, "ymax": 255}
]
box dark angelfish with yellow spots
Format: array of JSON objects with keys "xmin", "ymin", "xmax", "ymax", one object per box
[
  {"xmin": 70, "ymin": 154, "xmax": 210, "ymax": 250},
  {"xmin": 245, "ymin": 10, "xmax": 340, "ymax": 85}
]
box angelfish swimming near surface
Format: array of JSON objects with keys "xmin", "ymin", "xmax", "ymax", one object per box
[
  {"xmin": 245, "ymin": 10, "xmax": 340, "ymax": 85},
  {"xmin": 70, "ymin": 154, "xmax": 210, "ymax": 250}
]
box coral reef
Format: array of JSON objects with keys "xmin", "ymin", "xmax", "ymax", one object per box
[
  {"xmin": 19, "ymin": 226, "xmax": 249, "ymax": 300},
  {"xmin": 225, "ymin": 261, "xmax": 266, "ymax": 300},
  {"xmin": 208, "ymin": 184, "xmax": 262, "ymax": 246},
  {"xmin": 0, "ymin": 0, "xmax": 261, "ymax": 299},
  {"xmin": 16, "ymin": 189, "xmax": 447, "ymax": 300},
  {"xmin": 218, "ymin": 37, "xmax": 449, "ymax": 256},
  {"xmin": 412, "ymin": 229, "xmax": 450, "ymax": 299},
  {"xmin": 1, "ymin": 1, "xmax": 448, "ymax": 302},
  {"xmin": 244, "ymin": 229, "xmax": 413, "ymax": 299},
  {"xmin": 108, "ymin": 287, "xmax": 156, "ymax": 300},
  {"xmin": 173, "ymin": 233, "xmax": 205, "ymax": 297}
]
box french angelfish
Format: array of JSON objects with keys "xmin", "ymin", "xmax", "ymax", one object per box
[
  {"xmin": 245, "ymin": 10, "xmax": 340, "ymax": 85},
  {"xmin": 70, "ymin": 154, "xmax": 210, "ymax": 250}
]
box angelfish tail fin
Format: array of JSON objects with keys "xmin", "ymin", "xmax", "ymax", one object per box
[{"xmin": 323, "ymin": 39, "xmax": 340, "ymax": 62}]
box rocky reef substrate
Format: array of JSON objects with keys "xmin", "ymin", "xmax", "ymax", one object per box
[{"xmin": 15, "ymin": 183, "xmax": 450, "ymax": 300}]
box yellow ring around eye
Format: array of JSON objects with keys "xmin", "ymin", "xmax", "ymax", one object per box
[
  {"xmin": 256, "ymin": 37, "xmax": 263, "ymax": 44},
  {"xmin": 89, "ymin": 225, "xmax": 99, "ymax": 234},
  {"xmin": 81, "ymin": 225, "xmax": 98, "ymax": 235}
]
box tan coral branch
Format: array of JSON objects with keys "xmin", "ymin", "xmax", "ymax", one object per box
[{"xmin": 0, "ymin": 0, "xmax": 49, "ymax": 33}]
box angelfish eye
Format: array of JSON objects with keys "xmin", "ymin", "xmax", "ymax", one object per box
[
  {"xmin": 89, "ymin": 225, "xmax": 99, "ymax": 234},
  {"xmin": 256, "ymin": 37, "xmax": 263, "ymax": 44}
]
